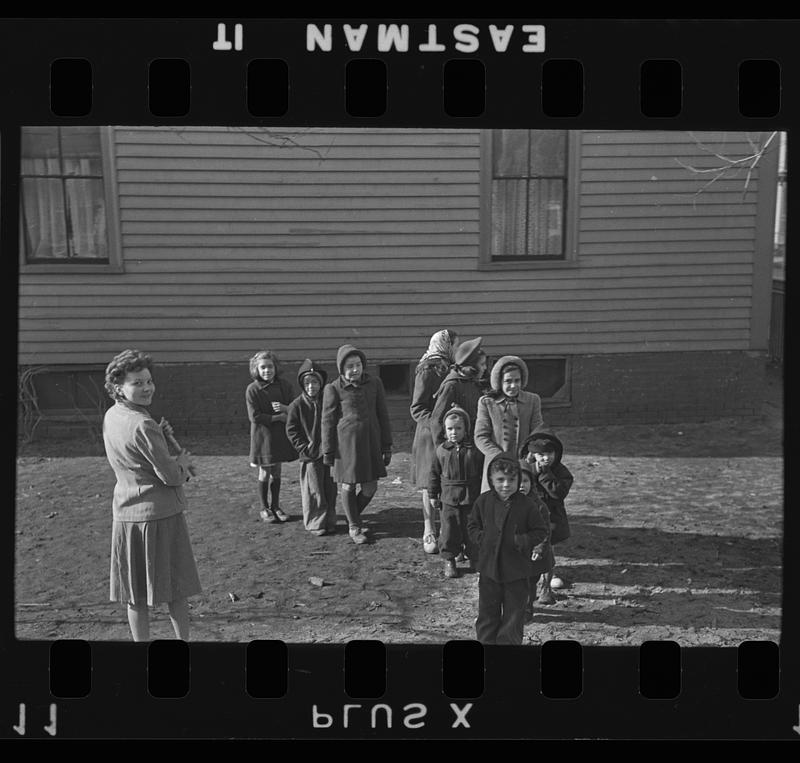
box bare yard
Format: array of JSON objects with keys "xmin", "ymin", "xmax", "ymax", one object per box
[{"xmin": 15, "ymin": 366, "xmax": 783, "ymax": 645}]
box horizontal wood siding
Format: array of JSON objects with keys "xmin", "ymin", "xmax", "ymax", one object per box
[{"xmin": 19, "ymin": 127, "xmax": 772, "ymax": 365}]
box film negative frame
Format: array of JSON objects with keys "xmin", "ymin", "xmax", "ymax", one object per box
[{"xmin": 1, "ymin": 17, "xmax": 796, "ymax": 739}]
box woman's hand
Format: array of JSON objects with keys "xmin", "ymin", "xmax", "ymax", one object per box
[
  {"xmin": 383, "ymin": 451, "xmax": 392, "ymax": 466},
  {"xmin": 176, "ymin": 449, "xmax": 196, "ymax": 477},
  {"xmin": 159, "ymin": 417, "xmax": 175, "ymax": 438},
  {"xmin": 271, "ymin": 402, "xmax": 282, "ymax": 413}
]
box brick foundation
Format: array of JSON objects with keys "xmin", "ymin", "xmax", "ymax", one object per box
[
  {"xmin": 22, "ymin": 351, "xmax": 767, "ymax": 441},
  {"xmin": 543, "ymin": 350, "xmax": 766, "ymax": 427}
]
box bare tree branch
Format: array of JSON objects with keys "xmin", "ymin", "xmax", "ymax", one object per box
[{"xmin": 676, "ymin": 131, "xmax": 777, "ymax": 199}]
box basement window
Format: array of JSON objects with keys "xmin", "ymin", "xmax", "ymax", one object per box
[
  {"xmin": 522, "ymin": 357, "xmax": 571, "ymax": 405},
  {"xmin": 379, "ymin": 363, "xmax": 410, "ymax": 395}
]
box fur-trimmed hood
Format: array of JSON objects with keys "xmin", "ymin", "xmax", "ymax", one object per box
[{"xmin": 489, "ymin": 355, "xmax": 529, "ymax": 392}]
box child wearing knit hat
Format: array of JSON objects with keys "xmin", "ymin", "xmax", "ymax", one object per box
[
  {"xmin": 428, "ymin": 406, "xmax": 484, "ymax": 578},
  {"xmin": 286, "ymin": 359, "xmax": 338, "ymax": 537}
]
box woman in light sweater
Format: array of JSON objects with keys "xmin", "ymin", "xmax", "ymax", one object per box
[{"xmin": 102, "ymin": 349, "xmax": 201, "ymax": 641}]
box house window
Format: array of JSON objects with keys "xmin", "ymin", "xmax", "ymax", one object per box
[
  {"xmin": 522, "ymin": 357, "xmax": 571, "ymax": 406},
  {"xmin": 481, "ymin": 130, "xmax": 579, "ymax": 266},
  {"xmin": 19, "ymin": 126, "xmax": 122, "ymax": 272}
]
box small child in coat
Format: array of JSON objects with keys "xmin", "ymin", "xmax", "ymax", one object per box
[
  {"xmin": 428, "ymin": 406, "xmax": 484, "ymax": 579},
  {"xmin": 430, "ymin": 336, "xmax": 487, "ymax": 448},
  {"xmin": 467, "ymin": 452, "xmax": 549, "ymax": 645},
  {"xmin": 246, "ymin": 350, "xmax": 298, "ymax": 523},
  {"xmin": 519, "ymin": 431, "xmax": 573, "ymax": 605},
  {"xmin": 321, "ymin": 344, "xmax": 393, "ymax": 545},
  {"xmin": 519, "ymin": 459, "xmax": 553, "ymax": 621},
  {"xmin": 286, "ymin": 359, "xmax": 338, "ymax": 537}
]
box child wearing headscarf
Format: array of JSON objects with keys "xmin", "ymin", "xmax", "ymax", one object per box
[{"xmin": 410, "ymin": 329, "xmax": 459, "ymax": 554}]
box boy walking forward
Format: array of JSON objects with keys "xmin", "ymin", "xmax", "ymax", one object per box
[
  {"xmin": 467, "ymin": 452, "xmax": 549, "ymax": 645},
  {"xmin": 428, "ymin": 407, "xmax": 484, "ymax": 578}
]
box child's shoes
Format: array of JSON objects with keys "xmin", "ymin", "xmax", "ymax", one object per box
[
  {"xmin": 423, "ymin": 533, "xmax": 438, "ymax": 554},
  {"xmin": 349, "ymin": 527, "xmax": 368, "ymax": 545},
  {"xmin": 550, "ymin": 575, "xmax": 565, "ymax": 589},
  {"xmin": 309, "ymin": 529, "xmax": 327, "ymax": 537},
  {"xmin": 273, "ymin": 507, "xmax": 288, "ymax": 522},
  {"xmin": 444, "ymin": 559, "xmax": 458, "ymax": 578},
  {"xmin": 455, "ymin": 550, "xmax": 467, "ymax": 563},
  {"xmin": 260, "ymin": 509, "xmax": 279, "ymax": 524}
]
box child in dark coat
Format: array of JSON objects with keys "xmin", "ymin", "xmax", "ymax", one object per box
[
  {"xmin": 467, "ymin": 452, "xmax": 549, "ymax": 645},
  {"xmin": 428, "ymin": 406, "xmax": 484, "ymax": 579},
  {"xmin": 246, "ymin": 350, "xmax": 298, "ymax": 524},
  {"xmin": 286, "ymin": 359, "xmax": 338, "ymax": 537},
  {"xmin": 430, "ymin": 336, "xmax": 487, "ymax": 447},
  {"xmin": 520, "ymin": 431, "xmax": 573, "ymax": 604},
  {"xmin": 321, "ymin": 344, "xmax": 393, "ymax": 545},
  {"xmin": 519, "ymin": 459, "xmax": 553, "ymax": 621}
]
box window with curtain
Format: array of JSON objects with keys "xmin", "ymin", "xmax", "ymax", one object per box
[
  {"xmin": 20, "ymin": 126, "xmax": 109, "ymax": 262},
  {"xmin": 489, "ymin": 130, "xmax": 568, "ymax": 260}
]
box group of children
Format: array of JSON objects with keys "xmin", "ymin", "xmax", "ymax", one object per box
[
  {"xmin": 246, "ymin": 332, "xmax": 574, "ymax": 645},
  {"xmin": 245, "ymin": 344, "xmax": 391, "ymax": 546}
]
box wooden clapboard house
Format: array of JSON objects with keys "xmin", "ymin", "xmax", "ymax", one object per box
[{"xmin": 17, "ymin": 127, "xmax": 780, "ymax": 437}]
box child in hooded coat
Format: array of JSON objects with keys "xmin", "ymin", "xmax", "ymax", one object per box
[
  {"xmin": 474, "ymin": 355, "xmax": 545, "ymax": 493},
  {"xmin": 430, "ymin": 336, "xmax": 487, "ymax": 448},
  {"xmin": 519, "ymin": 459, "xmax": 554, "ymax": 620},
  {"xmin": 467, "ymin": 452, "xmax": 549, "ymax": 645},
  {"xmin": 321, "ymin": 344, "xmax": 392, "ymax": 545},
  {"xmin": 286, "ymin": 359, "xmax": 338, "ymax": 536},
  {"xmin": 519, "ymin": 431, "xmax": 573, "ymax": 604},
  {"xmin": 428, "ymin": 406, "xmax": 484, "ymax": 578}
]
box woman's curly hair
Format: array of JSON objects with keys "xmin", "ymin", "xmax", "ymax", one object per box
[
  {"xmin": 104, "ymin": 349, "xmax": 153, "ymax": 400},
  {"xmin": 249, "ymin": 350, "xmax": 281, "ymax": 381}
]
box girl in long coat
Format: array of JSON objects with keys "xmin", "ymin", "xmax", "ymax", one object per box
[
  {"xmin": 321, "ymin": 344, "xmax": 393, "ymax": 544},
  {"xmin": 246, "ymin": 350, "xmax": 298, "ymax": 523},
  {"xmin": 409, "ymin": 329, "xmax": 459, "ymax": 554},
  {"xmin": 474, "ymin": 355, "xmax": 545, "ymax": 493}
]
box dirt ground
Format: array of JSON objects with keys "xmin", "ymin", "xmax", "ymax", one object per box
[{"xmin": 14, "ymin": 364, "xmax": 783, "ymax": 645}]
